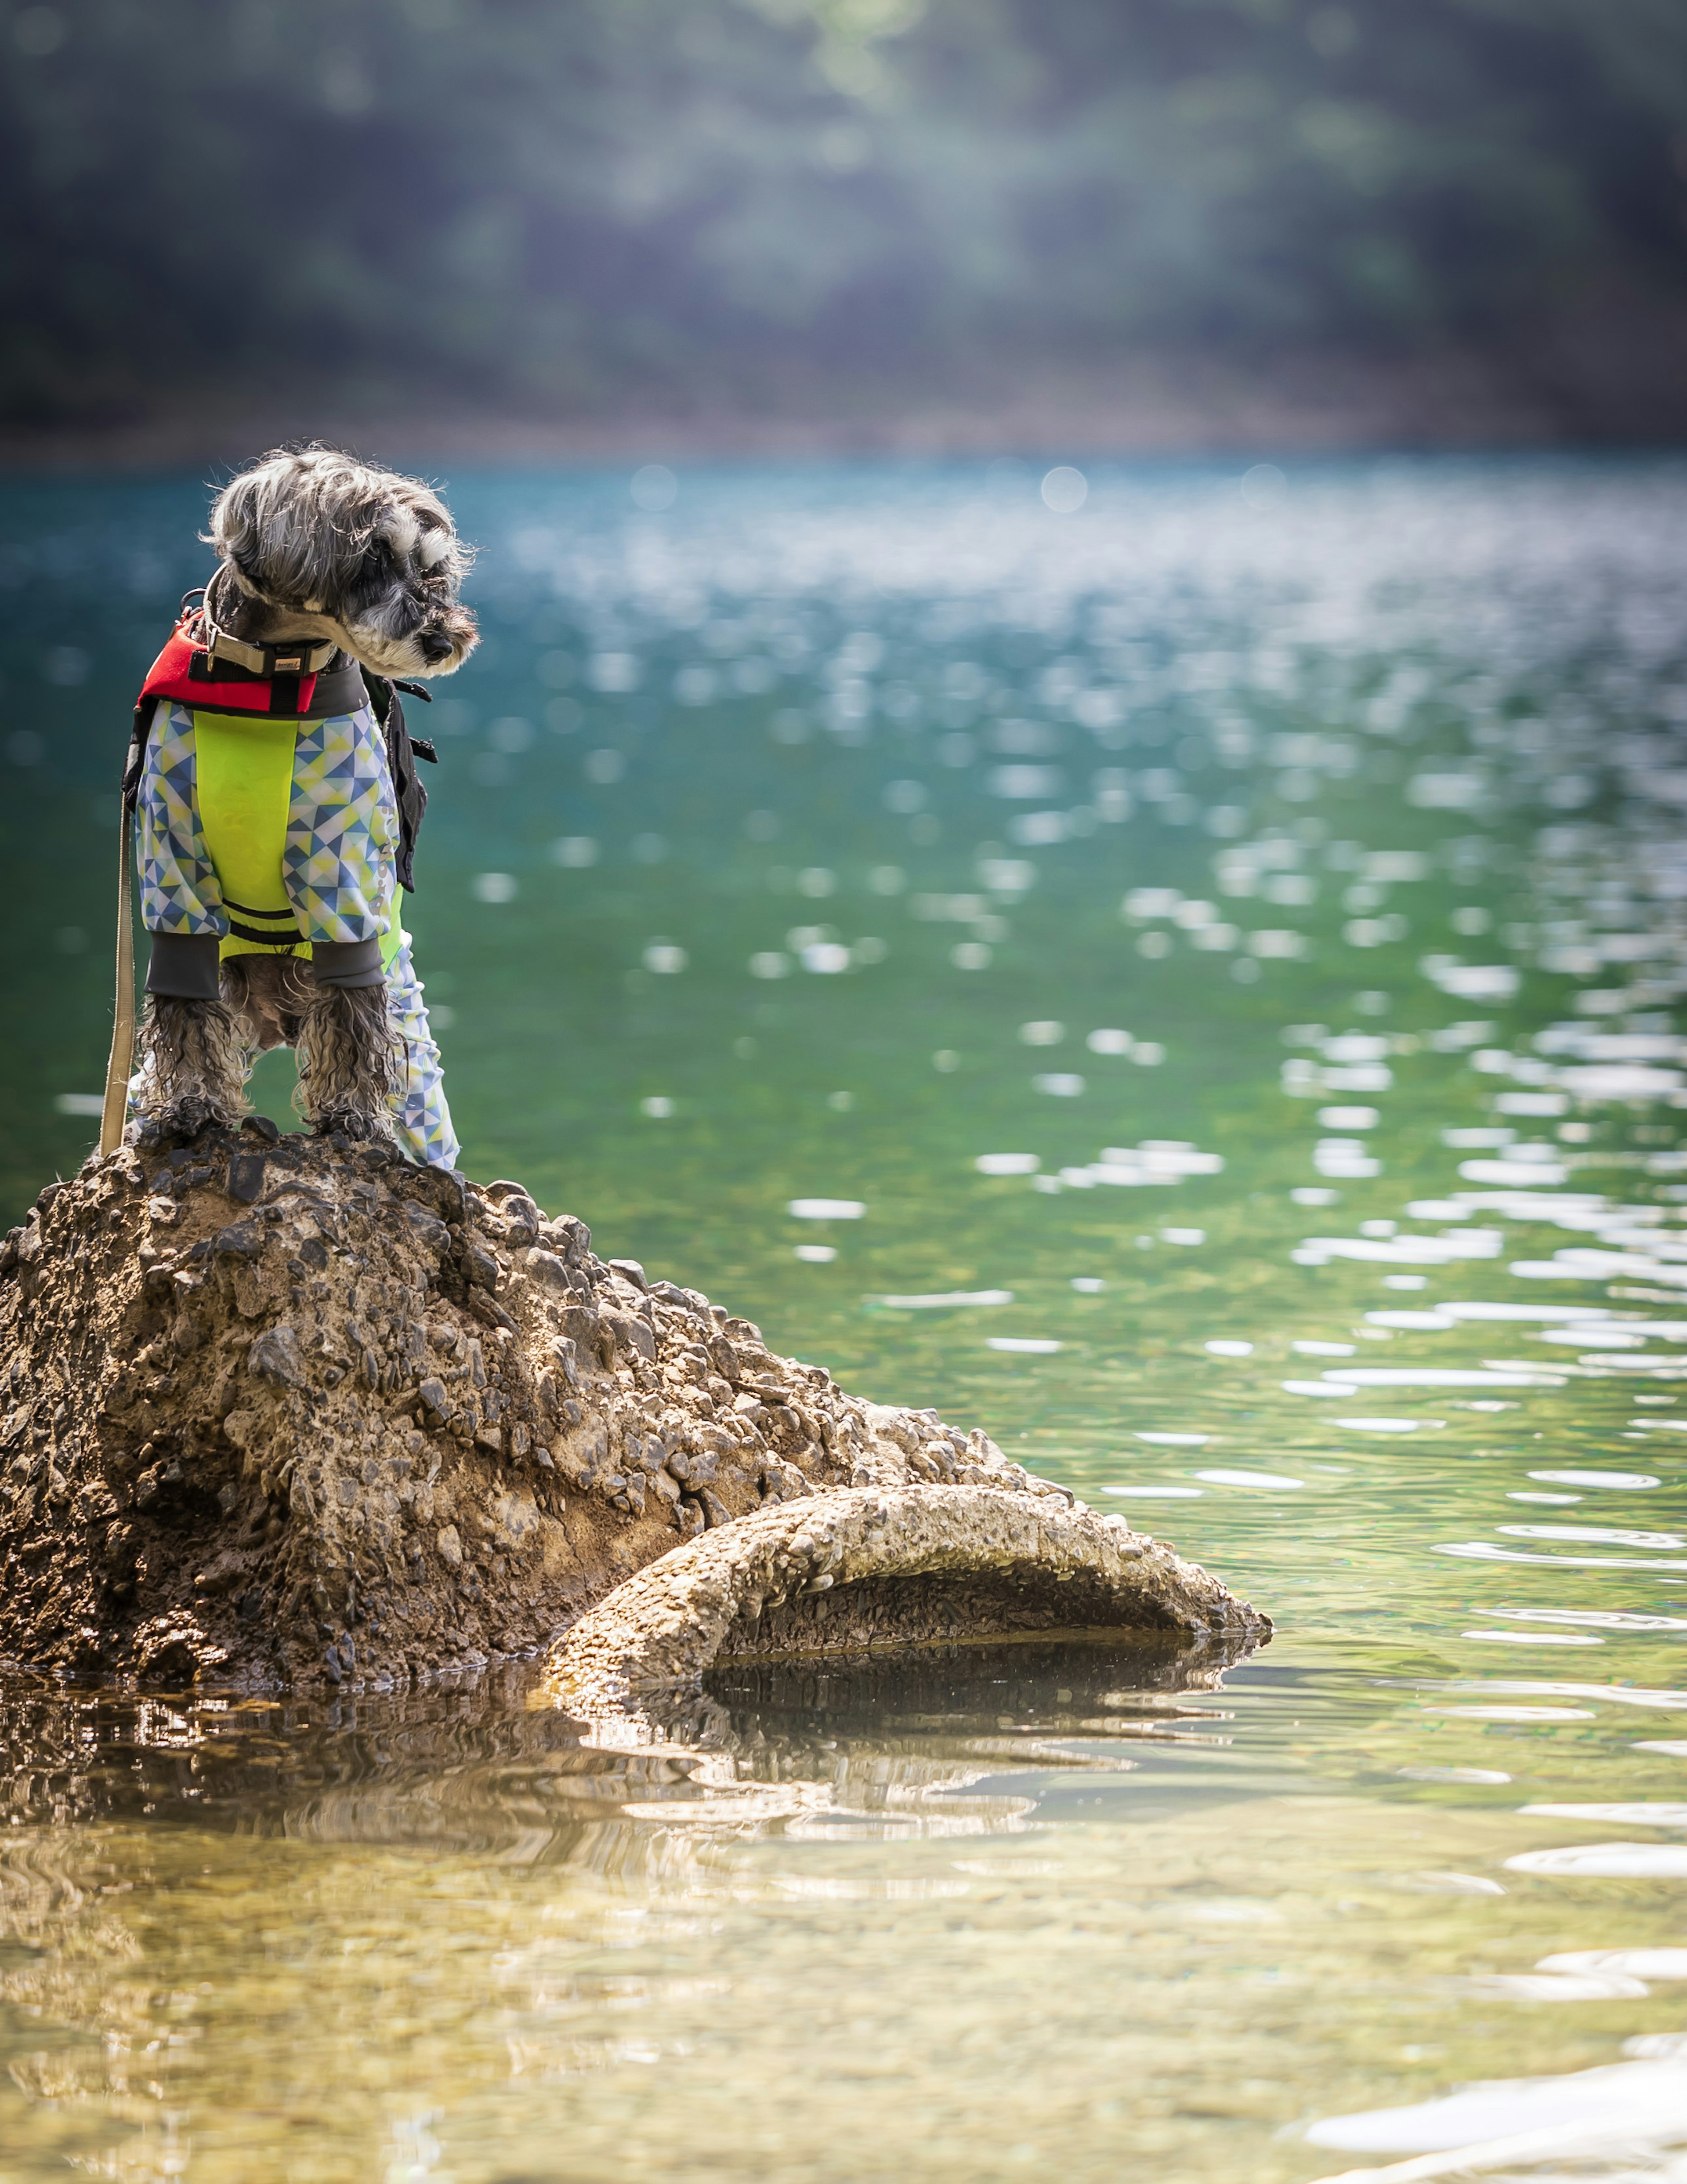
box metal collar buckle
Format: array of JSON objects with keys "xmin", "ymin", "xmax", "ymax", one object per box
[{"xmin": 204, "ymin": 621, "xmax": 337, "ymax": 678}]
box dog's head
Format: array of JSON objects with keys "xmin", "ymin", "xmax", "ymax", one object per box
[{"xmin": 207, "ymin": 445, "xmax": 478, "ymax": 678}]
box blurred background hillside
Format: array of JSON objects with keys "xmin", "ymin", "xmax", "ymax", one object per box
[{"xmin": 4, "ymin": 0, "xmax": 1687, "ymax": 454}]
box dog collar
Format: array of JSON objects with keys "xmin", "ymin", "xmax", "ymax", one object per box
[
  {"xmin": 203, "ymin": 623, "xmax": 340, "ymax": 678},
  {"xmin": 198, "ymin": 569, "xmax": 340, "ymax": 677}
]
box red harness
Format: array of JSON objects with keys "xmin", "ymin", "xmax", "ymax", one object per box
[{"xmin": 138, "ymin": 614, "xmax": 335, "ymax": 716}]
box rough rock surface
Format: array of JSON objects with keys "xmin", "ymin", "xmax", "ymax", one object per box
[
  {"xmin": 0, "ymin": 1126, "xmax": 1271, "ymax": 1690},
  {"xmin": 544, "ymin": 1484, "xmax": 1269, "ymax": 1713}
]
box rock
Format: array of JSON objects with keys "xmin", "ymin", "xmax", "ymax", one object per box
[
  {"xmin": 604, "ymin": 1310, "xmax": 656, "ymax": 1363},
  {"xmin": 0, "ymin": 1130, "xmax": 1270, "ymax": 1692},
  {"xmin": 484, "ymin": 1181, "xmax": 542, "ymax": 1246},
  {"xmin": 225, "ymin": 1149, "xmax": 268, "ymax": 1203},
  {"xmin": 248, "ymin": 1326, "xmax": 305, "ymax": 1389},
  {"xmin": 133, "ymin": 1612, "xmax": 224, "ymax": 1686},
  {"xmin": 403, "ymin": 1201, "xmax": 451, "ymax": 1255},
  {"xmin": 544, "ymin": 1485, "xmax": 1268, "ymax": 1713}
]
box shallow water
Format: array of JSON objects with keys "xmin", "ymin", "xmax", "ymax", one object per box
[{"xmin": 7, "ymin": 455, "xmax": 1687, "ymax": 2177}]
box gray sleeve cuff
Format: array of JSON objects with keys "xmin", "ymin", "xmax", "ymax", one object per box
[
  {"xmin": 145, "ymin": 930, "xmax": 222, "ymax": 999},
  {"xmin": 311, "ymin": 936, "xmax": 387, "ymax": 989}
]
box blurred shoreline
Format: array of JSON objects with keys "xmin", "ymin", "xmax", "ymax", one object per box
[{"xmin": 4, "ymin": 342, "xmax": 1683, "ymax": 470}]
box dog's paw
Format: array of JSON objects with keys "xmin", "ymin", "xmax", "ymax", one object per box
[
  {"xmin": 312, "ymin": 1108, "xmax": 397, "ymax": 1147},
  {"xmin": 133, "ymin": 1094, "xmax": 240, "ymax": 1150}
]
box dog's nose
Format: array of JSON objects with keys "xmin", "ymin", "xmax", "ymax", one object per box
[{"xmin": 419, "ymin": 629, "xmax": 456, "ymax": 665}]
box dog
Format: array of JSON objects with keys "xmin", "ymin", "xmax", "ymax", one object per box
[{"xmin": 125, "ymin": 445, "xmax": 477, "ymax": 1164}]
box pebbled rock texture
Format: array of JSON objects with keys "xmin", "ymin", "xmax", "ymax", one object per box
[
  {"xmin": 543, "ymin": 1484, "xmax": 1270, "ymax": 1713},
  {"xmin": 0, "ymin": 1127, "xmax": 1270, "ymax": 1690}
]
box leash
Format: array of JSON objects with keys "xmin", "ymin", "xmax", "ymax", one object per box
[{"xmin": 98, "ymin": 800, "xmax": 135, "ymax": 1157}]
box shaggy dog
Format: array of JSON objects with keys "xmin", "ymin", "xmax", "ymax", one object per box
[{"xmin": 127, "ymin": 446, "xmax": 477, "ymax": 1162}]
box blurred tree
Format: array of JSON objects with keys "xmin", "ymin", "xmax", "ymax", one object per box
[{"xmin": 0, "ymin": 0, "xmax": 1683, "ymax": 429}]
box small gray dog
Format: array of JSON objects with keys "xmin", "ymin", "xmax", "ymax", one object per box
[{"xmin": 125, "ymin": 445, "xmax": 478, "ymax": 1164}]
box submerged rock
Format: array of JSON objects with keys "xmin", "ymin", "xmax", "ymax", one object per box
[
  {"xmin": 545, "ymin": 1483, "xmax": 1267, "ymax": 1714},
  {"xmin": 0, "ymin": 1127, "xmax": 1271, "ymax": 1689}
]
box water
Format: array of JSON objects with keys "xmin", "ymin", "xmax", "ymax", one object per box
[{"xmin": 5, "ymin": 455, "xmax": 1687, "ymax": 2177}]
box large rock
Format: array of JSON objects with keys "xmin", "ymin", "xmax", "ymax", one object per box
[
  {"xmin": 545, "ymin": 1485, "xmax": 1264, "ymax": 1714},
  {"xmin": 0, "ymin": 1127, "xmax": 1271, "ymax": 1690}
]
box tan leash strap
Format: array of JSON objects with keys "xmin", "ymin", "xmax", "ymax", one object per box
[{"xmin": 98, "ymin": 803, "xmax": 136, "ymax": 1157}]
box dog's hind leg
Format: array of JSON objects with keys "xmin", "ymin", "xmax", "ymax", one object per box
[
  {"xmin": 294, "ymin": 978, "xmax": 404, "ymax": 1143},
  {"xmin": 132, "ymin": 994, "xmax": 250, "ymax": 1141},
  {"xmin": 384, "ymin": 939, "xmax": 461, "ymax": 1169}
]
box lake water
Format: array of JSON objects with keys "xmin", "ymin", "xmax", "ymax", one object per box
[{"xmin": 5, "ymin": 455, "xmax": 1687, "ymax": 2179}]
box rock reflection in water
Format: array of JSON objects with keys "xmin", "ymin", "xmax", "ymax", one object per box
[
  {"xmin": 0, "ymin": 1636, "xmax": 1234, "ymax": 1858},
  {"xmin": 0, "ymin": 1640, "xmax": 1256, "ymax": 2181},
  {"xmin": 0, "ymin": 1633, "xmax": 1228, "ymax": 1875},
  {"xmin": 581, "ymin": 1635, "xmax": 1242, "ymax": 1841}
]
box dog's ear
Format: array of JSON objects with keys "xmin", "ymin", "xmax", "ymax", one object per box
[
  {"xmin": 379, "ymin": 495, "xmax": 470, "ymax": 589},
  {"xmin": 416, "ymin": 523, "xmax": 453, "ymax": 571},
  {"xmin": 207, "ymin": 449, "xmax": 346, "ymax": 611},
  {"xmin": 207, "ymin": 470, "xmax": 272, "ymax": 599}
]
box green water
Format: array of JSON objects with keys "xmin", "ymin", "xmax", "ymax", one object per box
[{"xmin": 6, "ymin": 456, "xmax": 1687, "ymax": 2178}]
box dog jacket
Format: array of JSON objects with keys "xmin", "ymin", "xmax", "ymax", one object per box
[{"xmin": 125, "ymin": 596, "xmax": 460, "ymax": 1170}]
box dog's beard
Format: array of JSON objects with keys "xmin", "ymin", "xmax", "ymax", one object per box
[
  {"xmin": 341, "ymin": 604, "xmax": 479, "ymax": 679},
  {"xmin": 272, "ymin": 556, "xmax": 479, "ymax": 678}
]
